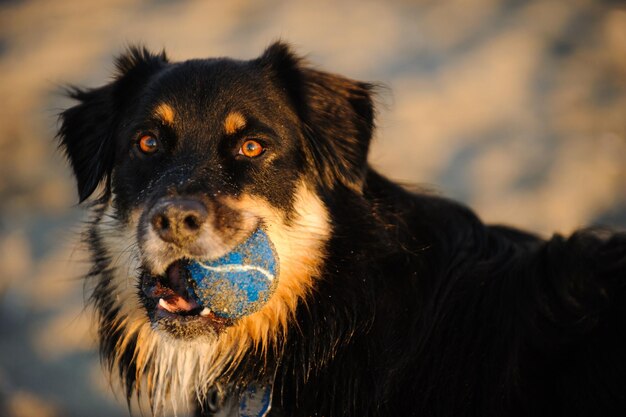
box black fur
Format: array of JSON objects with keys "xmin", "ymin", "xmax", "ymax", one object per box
[
  {"xmin": 57, "ymin": 42, "xmax": 626, "ymax": 416},
  {"xmin": 58, "ymin": 47, "xmax": 168, "ymax": 201}
]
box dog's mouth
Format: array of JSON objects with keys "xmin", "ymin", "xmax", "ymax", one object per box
[{"xmin": 141, "ymin": 260, "xmax": 232, "ymax": 331}]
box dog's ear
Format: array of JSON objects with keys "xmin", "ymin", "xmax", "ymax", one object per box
[
  {"xmin": 259, "ymin": 42, "xmax": 376, "ymax": 192},
  {"xmin": 58, "ymin": 46, "xmax": 168, "ymax": 202}
]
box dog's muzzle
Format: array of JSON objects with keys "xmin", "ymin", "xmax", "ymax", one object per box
[{"xmin": 138, "ymin": 195, "xmax": 280, "ymax": 333}]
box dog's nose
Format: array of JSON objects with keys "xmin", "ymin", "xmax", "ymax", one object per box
[{"xmin": 149, "ymin": 198, "xmax": 208, "ymax": 245}]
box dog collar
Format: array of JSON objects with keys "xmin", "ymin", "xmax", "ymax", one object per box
[{"xmin": 239, "ymin": 382, "xmax": 272, "ymax": 417}]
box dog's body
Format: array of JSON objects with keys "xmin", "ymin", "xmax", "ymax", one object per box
[{"xmin": 57, "ymin": 43, "xmax": 626, "ymax": 416}]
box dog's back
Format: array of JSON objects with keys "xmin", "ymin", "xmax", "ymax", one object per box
[{"xmin": 360, "ymin": 170, "xmax": 626, "ymax": 416}]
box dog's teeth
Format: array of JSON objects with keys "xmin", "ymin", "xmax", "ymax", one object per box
[
  {"xmin": 200, "ymin": 307, "xmax": 211, "ymax": 317},
  {"xmin": 158, "ymin": 298, "xmax": 173, "ymax": 312}
]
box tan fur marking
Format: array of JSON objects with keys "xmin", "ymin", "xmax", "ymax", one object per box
[
  {"xmin": 223, "ymin": 111, "xmax": 246, "ymax": 135},
  {"xmin": 220, "ymin": 181, "xmax": 331, "ymax": 353},
  {"xmin": 154, "ymin": 103, "xmax": 175, "ymax": 125}
]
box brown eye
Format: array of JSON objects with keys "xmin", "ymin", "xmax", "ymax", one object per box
[
  {"xmin": 138, "ymin": 134, "xmax": 158, "ymax": 154},
  {"xmin": 239, "ymin": 140, "xmax": 264, "ymax": 158}
]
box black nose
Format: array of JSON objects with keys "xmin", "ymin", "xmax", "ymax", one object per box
[{"xmin": 149, "ymin": 198, "xmax": 208, "ymax": 245}]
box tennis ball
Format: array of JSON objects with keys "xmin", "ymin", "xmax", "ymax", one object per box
[{"xmin": 185, "ymin": 229, "xmax": 278, "ymax": 320}]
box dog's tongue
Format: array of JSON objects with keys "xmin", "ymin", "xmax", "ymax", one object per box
[
  {"xmin": 158, "ymin": 295, "xmax": 198, "ymax": 313},
  {"xmin": 155, "ymin": 261, "xmax": 201, "ymax": 314}
]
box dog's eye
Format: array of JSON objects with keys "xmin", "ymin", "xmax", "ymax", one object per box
[
  {"xmin": 138, "ymin": 134, "xmax": 159, "ymax": 155},
  {"xmin": 239, "ymin": 140, "xmax": 264, "ymax": 158}
]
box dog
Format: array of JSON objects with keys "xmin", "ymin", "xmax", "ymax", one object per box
[{"xmin": 57, "ymin": 42, "xmax": 626, "ymax": 416}]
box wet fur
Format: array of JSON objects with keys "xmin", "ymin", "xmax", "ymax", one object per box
[{"xmin": 58, "ymin": 43, "xmax": 626, "ymax": 416}]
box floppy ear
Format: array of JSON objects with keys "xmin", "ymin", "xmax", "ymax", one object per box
[
  {"xmin": 57, "ymin": 46, "xmax": 168, "ymax": 202},
  {"xmin": 259, "ymin": 42, "xmax": 376, "ymax": 192}
]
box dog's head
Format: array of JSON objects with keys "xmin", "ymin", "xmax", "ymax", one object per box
[{"xmin": 57, "ymin": 42, "xmax": 375, "ymax": 411}]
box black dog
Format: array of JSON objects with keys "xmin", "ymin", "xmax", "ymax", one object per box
[{"xmin": 57, "ymin": 42, "xmax": 626, "ymax": 416}]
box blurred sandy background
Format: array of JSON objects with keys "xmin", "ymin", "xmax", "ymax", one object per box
[{"xmin": 0, "ymin": 0, "xmax": 625, "ymax": 416}]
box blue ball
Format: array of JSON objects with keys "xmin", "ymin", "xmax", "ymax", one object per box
[{"xmin": 185, "ymin": 229, "xmax": 278, "ymax": 320}]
